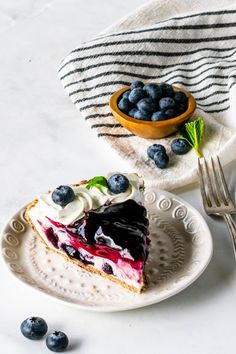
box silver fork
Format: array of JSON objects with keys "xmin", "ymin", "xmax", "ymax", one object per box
[{"xmin": 198, "ymin": 156, "xmax": 236, "ymax": 257}]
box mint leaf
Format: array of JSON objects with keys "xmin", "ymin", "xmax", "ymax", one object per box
[
  {"xmin": 86, "ymin": 176, "xmax": 108, "ymax": 191},
  {"xmin": 181, "ymin": 117, "xmax": 204, "ymax": 158}
]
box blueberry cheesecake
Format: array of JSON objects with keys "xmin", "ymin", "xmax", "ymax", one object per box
[{"xmin": 25, "ymin": 173, "xmax": 150, "ymax": 293}]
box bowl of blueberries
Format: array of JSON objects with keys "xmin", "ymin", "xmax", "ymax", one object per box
[{"xmin": 109, "ymin": 81, "xmax": 196, "ymax": 139}]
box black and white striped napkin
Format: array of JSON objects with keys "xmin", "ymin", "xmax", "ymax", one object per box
[{"xmin": 58, "ymin": 0, "xmax": 236, "ymax": 190}]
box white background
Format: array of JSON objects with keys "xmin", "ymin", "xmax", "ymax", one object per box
[{"xmin": 1, "ymin": 0, "xmax": 236, "ymax": 353}]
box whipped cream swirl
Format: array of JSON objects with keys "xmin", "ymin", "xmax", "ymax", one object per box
[{"xmin": 38, "ymin": 173, "xmax": 144, "ymax": 225}]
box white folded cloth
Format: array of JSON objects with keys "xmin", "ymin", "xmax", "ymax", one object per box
[{"xmin": 58, "ymin": 0, "xmax": 236, "ymax": 190}]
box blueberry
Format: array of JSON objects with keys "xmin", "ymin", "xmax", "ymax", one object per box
[
  {"xmin": 178, "ymin": 102, "xmax": 188, "ymax": 114},
  {"xmin": 52, "ymin": 186, "xmax": 75, "ymax": 207},
  {"xmin": 159, "ymin": 83, "xmax": 174, "ymax": 97},
  {"xmin": 102, "ymin": 263, "xmax": 113, "ymax": 275},
  {"xmin": 118, "ymin": 97, "xmax": 130, "ymax": 113},
  {"xmin": 20, "ymin": 317, "xmax": 48, "ymax": 340},
  {"xmin": 137, "ymin": 98, "xmax": 157, "ymax": 112},
  {"xmin": 134, "ymin": 109, "xmax": 151, "ymax": 121},
  {"xmin": 165, "ymin": 108, "xmax": 178, "ymax": 118},
  {"xmin": 151, "ymin": 111, "xmax": 167, "ymax": 121},
  {"xmin": 122, "ymin": 90, "xmax": 131, "ymax": 99},
  {"xmin": 153, "ymin": 151, "xmax": 169, "ymax": 169},
  {"xmin": 128, "ymin": 108, "xmax": 138, "ymax": 117},
  {"xmin": 131, "ymin": 80, "xmax": 144, "ymax": 90},
  {"xmin": 46, "ymin": 331, "xmax": 69, "ymax": 352},
  {"xmin": 159, "ymin": 97, "xmax": 175, "ymax": 111},
  {"xmin": 171, "ymin": 138, "xmax": 191, "ymax": 155},
  {"xmin": 108, "ymin": 174, "xmax": 130, "ymax": 194},
  {"xmin": 144, "ymin": 84, "xmax": 162, "ymax": 100},
  {"xmin": 147, "ymin": 144, "xmax": 166, "ymax": 159},
  {"xmin": 128, "ymin": 88, "xmax": 146, "ymax": 104},
  {"xmin": 174, "ymin": 91, "xmax": 188, "ymax": 103}
]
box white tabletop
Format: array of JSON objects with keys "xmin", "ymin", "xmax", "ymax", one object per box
[{"xmin": 1, "ymin": 0, "xmax": 236, "ymax": 353}]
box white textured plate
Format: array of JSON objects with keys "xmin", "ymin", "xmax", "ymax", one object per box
[{"xmin": 1, "ymin": 189, "xmax": 212, "ymax": 312}]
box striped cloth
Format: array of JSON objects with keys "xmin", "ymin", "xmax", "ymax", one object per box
[{"xmin": 58, "ymin": 0, "xmax": 236, "ymax": 190}]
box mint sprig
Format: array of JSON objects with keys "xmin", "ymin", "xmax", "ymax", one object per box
[
  {"xmin": 181, "ymin": 117, "xmax": 204, "ymax": 158},
  {"xmin": 86, "ymin": 176, "xmax": 108, "ymax": 191}
]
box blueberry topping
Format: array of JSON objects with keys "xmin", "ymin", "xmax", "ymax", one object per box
[
  {"xmin": 52, "ymin": 185, "xmax": 75, "ymax": 207},
  {"xmin": 118, "ymin": 97, "xmax": 130, "ymax": 113},
  {"xmin": 147, "ymin": 144, "xmax": 166, "ymax": 159},
  {"xmin": 165, "ymin": 108, "xmax": 177, "ymax": 118},
  {"xmin": 20, "ymin": 317, "xmax": 48, "ymax": 340},
  {"xmin": 107, "ymin": 174, "xmax": 130, "ymax": 194},
  {"xmin": 128, "ymin": 88, "xmax": 146, "ymax": 104},
  {"xmin": 128, "ymin": 108, "xmax": 139, "ymax": 117},
  {"xmin": 134, "ymin": 109, "xmax": 151, "ymax": 121},
  {"xmin": 174, "ymin": 91, "xmax": 187, "ymax": 103},
  {"xmin": 144, "ymin": 84, "xmax": 162, "ymax": 101},
  {"xmin": 102, "ymin": 263, "xmax": 113, "ymax": 275},
  {"xmin": 159, "ymin": 97, "xmax": 175, "ymax": 111},
  {"xmin": 159, "ymin": 83, "xmax": 174, "ymax": 97},
  {"xmin": 137, "ymin": 98, "xmax": 157, "ymax": 113},
  {"xmin": 122, "ymin": 90, "xmax": 131, "ymax": 99},
  {"xmin": 151, "ymin": 111, "xmax": 167, "ymax": 121},
  {"xmin": 171, "ymin": 138, "xmax": 191, "ymax": 155},
  {"xmin": 131, "ymin": 80, "xmax": 144, "ymax": 90},
  {"xmin": 46, "ymin": 331, "xmax": 69, "ymax": 352},
  {"xmin": 153, "ymin": 151, "xmax": 169, "ymax": 169}
]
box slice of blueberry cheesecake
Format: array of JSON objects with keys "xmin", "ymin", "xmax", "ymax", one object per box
[{"xmin": 25, "ymin": 173, "xmax": 150, "ymax": 293}]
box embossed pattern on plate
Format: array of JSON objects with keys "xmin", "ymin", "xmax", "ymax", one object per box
[{"xmin": 0, "ymin": 189, "xmax": 213, "ymax": 312}]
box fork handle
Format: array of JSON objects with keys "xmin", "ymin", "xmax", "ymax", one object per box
[{"xmin": 223, "ymin": 214, "xmax": 236, "ymax": 258}]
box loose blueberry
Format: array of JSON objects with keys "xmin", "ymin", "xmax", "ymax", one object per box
[
  {"xmin": 134, "ymin": 109, "xmax": 151, "ymax": 121},
  {"xmin": 144, "ymin": 84, "xmax": 162, "ymax": 101},
  {"xmin": 46, "ymin": 331, "xmax": 69, "ymax": 352},
  {"xmin": 137, "ymin": 98, "xmax": 157, "ymax": 113},
  {"xmin": 108, "ymin": 174, "xmax": 130, "ymax": 194},
  {"xmin": 52, "ymin": 186, "xmax": 75, "ymax": 207},
  {"xmin": 171, "ymin": 138, "xmax": 191, "ymax": 155},
  {"xmin": 153, "ymin": 151, "xmax": 169, "ymax": 169},
  {"xmin": 159, "ymin": 83, "xmax": 174, "ymax": 97},
  {"xmin": 118, "ymin": 97, "xmax": 130, "ymax": 113},
  {"xmin": 122, "ymin": 90, "xmax": 131, "ymax": 99},
  {"xmin": 174, "ymin": 91, "xmax": 188, "ymax": 103},
  {"xmin": 128, "ymin": 108, "xmax": 139, "ymax": 117},
  {"xmin": 165, "ymin": 108, "xmax": 177, "ymax": 118},
  {"xmin": 177, "ymin": 102, "xmax": 188, "ymax": 114},
  {"xmin": 151, "ymin": 111, "xmax": 167, "ymax": 121},
  {"xmin": 128, "ymin": 88, "xmax": 146, "ymax": 104},
  {"xmin": 20, "ymin": 317, "xmax": 48, "ymax": 340},
  {"xmin": 147, "ymin": 144, "xmax": 166, "ymax": 159},
  {"xmin": 102, "ymin": 263, "xmax": 113, "ymax": 275},
  {"xmin": 131, "ymin": 80, "xmax": 144, "ymax": 90},
  {"xmin": 159, "ymin": 97, "xmax": 175, "ymax": 111}
]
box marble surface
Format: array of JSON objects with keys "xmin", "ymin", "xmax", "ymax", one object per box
[{"xmin": 1, "ymin": 0, "xmax": 236, "ymax": 353}]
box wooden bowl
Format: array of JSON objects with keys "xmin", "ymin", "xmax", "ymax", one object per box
[{"xmin": 109, "ymin": 85, "xmax": 196, "ymax": 139}]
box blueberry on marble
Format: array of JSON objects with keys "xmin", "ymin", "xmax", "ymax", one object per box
[
  {"xmin": 108, "ymin": 174, "xmax": 130, "ymax": 194},
  {"xmin": 147, "ymin": 144, "xmax": 166, "ymax": 159},
  {"xmin": 128, "ymin": 88, "xmax": 146, "ymax": 104},
  {"xmin": 52, "ymin": 186, "xmax": 75, "ymax": 207},
  {"xmin": 128, "ymin": 108, "xmax": 139, "ymax": 117},
  {"xmin": 171, "ymin": 138, "xmax": 191, "ymax": 155},
  {"xmin": 118, "ymin": 97, "xmax": 130, "ymax": 113},
  {"xmin": 165, "ymin": 108, "xmax": 177, "ymax": 118},
  {"xmin": 153, "ymin": 151, "xmax": 169, "ymax": 169},
  {"xmin": 159, "ymin": 97, "xmax": 175, "ymax": 111},
  {"xmin": 131, "ymin": 80, "xmax": 144, "ymax": 90},
  {"xmin": 159, "ymin": 83, "xmax": 174, "ymax": 97},
  {"xmin": 151, "ymin": 111, "xmax": 167, "ymax": 121},
  {"xmin": 137, "ymin": 98, "xmax": 157, "ymax": 113},
  {"xmin": 174, "ymin": 91, "xmax": 187, "ymax": 104},
  {"xmin": 134, "ymin": 109, "xmax": 151, "ymax": 121},
  {"xmin": 46, "ymin": 331, "xmax": 69, "ymax": 352},
  {"xmin": 20, "ymin": 317, "xmax": 48, "ymax": 340},
  {"xmin": 122, "ymin": 90, "xmax": 131, "ymax": 99},
  {"xmin": 144, "ymin": 84, "xmax": 162, "ymax": 101},
  {"xmin": 102, "ymin": 263, "xmax": 113, "ymax": 275}
]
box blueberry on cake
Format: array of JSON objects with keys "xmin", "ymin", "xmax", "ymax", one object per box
[{"xmin": 25, "ymin": 173, "xmax": 150, "ymax": 293}]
